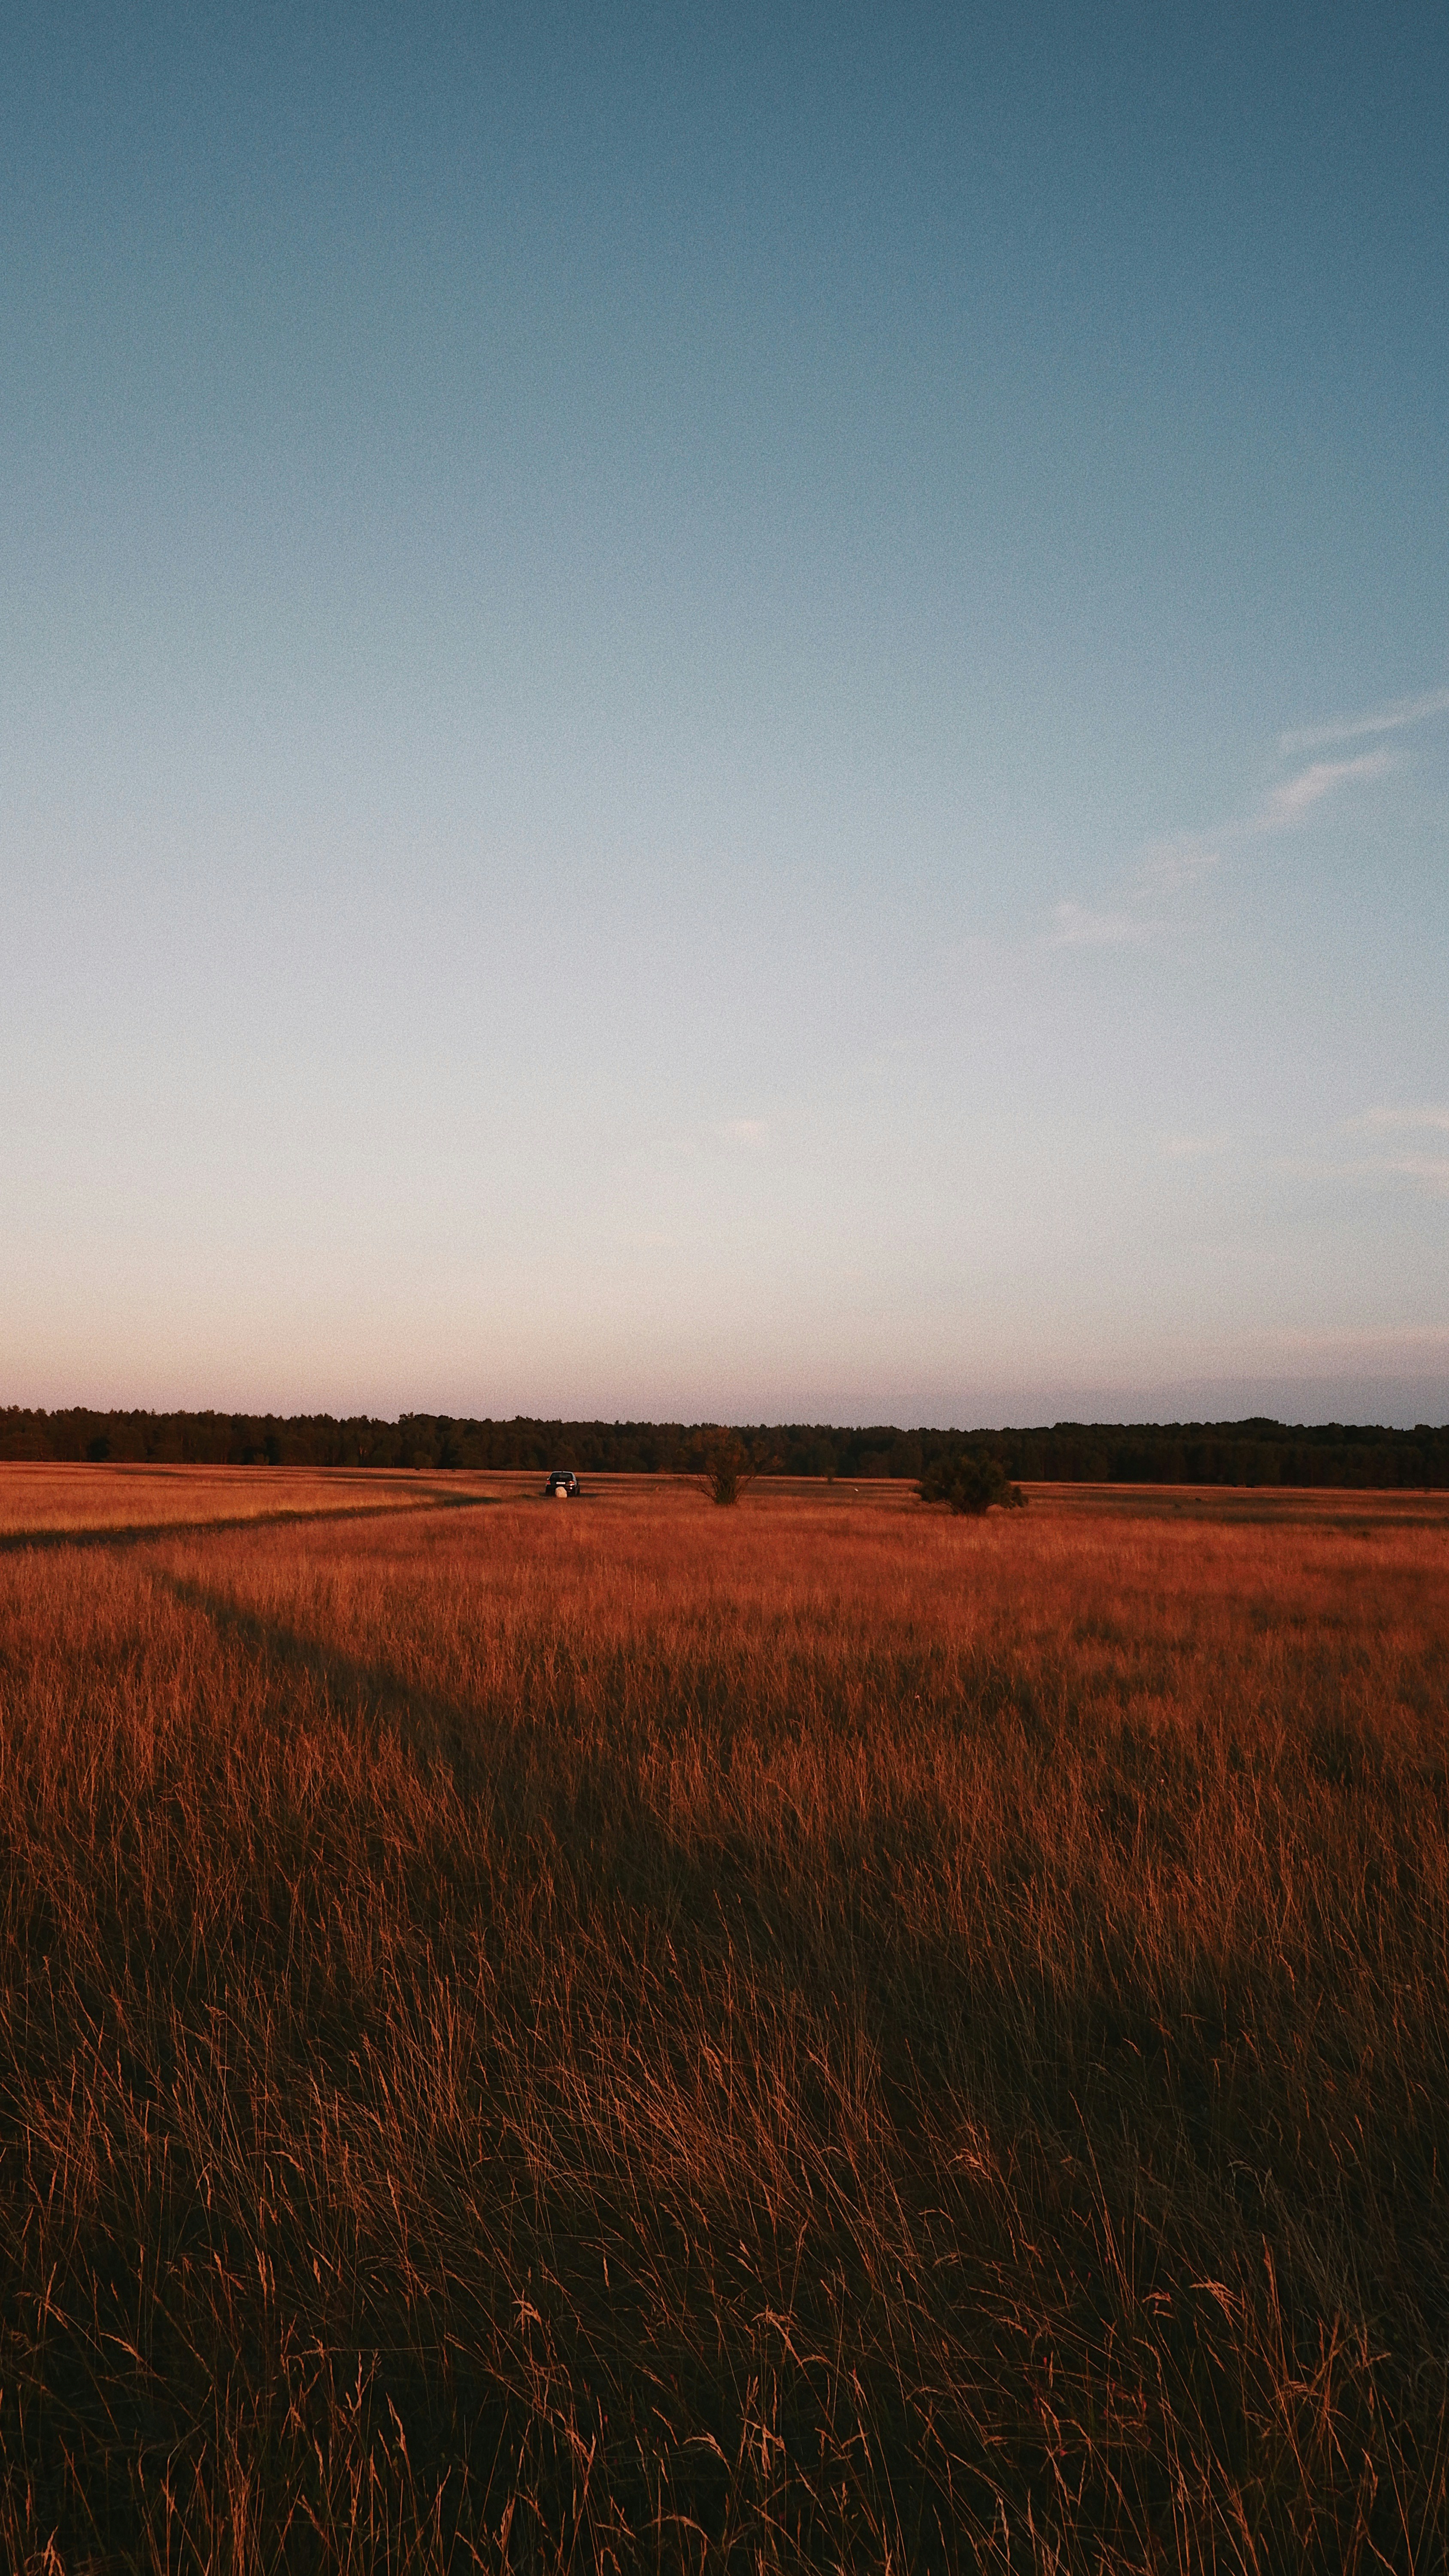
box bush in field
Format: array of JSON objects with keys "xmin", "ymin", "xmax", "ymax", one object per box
[
  {"xmin": 699, "ymin": 1426, "xmax": 759, "ymax": 1505},
  {"xmin": 919, "ymin": 1446, "xmax": 1027, "ymax": 1514}
]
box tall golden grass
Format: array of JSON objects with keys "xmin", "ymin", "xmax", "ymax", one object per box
[
  {"xmin": 0, "ymin": 1461, "xmax": 476, "ymax": 1538},
  {"xmin": 2, "ymin": 1472, "xmax": 1447, "ymax": 2569}
]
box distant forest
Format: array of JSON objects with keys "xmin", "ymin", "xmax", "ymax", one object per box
[{"xmin": 3, "ymin": 1408, "xmax": 1447, "ymax": 1488}]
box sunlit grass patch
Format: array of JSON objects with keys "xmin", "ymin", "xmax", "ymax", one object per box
[{"xmin": 1, "ymin": 1477, "xmax": 1446, "ymax": 2568}]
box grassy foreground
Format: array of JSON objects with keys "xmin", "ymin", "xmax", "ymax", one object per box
[{"xmin": 2, "ymin": 1471, "xmax": 1447, "ymax": 2570}]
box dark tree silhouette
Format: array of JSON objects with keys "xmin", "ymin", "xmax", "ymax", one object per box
[
  {"xmin": 700, "ymin": 1428, "xmax": 758, "ymax": 1506},
  {"xmin": 919, "ymin": 1449, "xmax": 1027, "ymax": 1515}
]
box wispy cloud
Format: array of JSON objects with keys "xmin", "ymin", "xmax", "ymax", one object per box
[
  {"xmin": 1057, "ymin": 683, "xmax": 1430, "ymax": 957},
  {"xmin": 1280, "ymin": 685, "xmax": 1449, "ymax": 756},
  {"xmin": 1136, "ymin": 839, "xmax": 1222, "ymax": 891},
  {"xmin": 633, "ymin": 1115, "xmax": 771, "ymax": 1165},
  {"xmin": 1349, "ymin": 1104, "xmax": 1449, "ymax": 1136},
  {"xmin": 1261, "ymin": 748, "xmax": 1392, "ymax": 826},
  {"xmin": 1343, "ymin": 1108, "xmax": 1449, "ymax": 1189},
  {"xmin": 1291, "ymin": 1116, "xmax": 1449, "ymax": 1194},
  {"xmin": 1049, "ymin": 901, "xmax": 1158, "ymax": 948},
  {"xmin": 1134, "ymin": 741, "xmax": 1396, "ymax": 893},
  {"xmin": 1182, "ymin": 747, "xmax": 1394, "ymax": 851}
]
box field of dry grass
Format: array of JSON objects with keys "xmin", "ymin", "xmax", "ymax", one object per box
[
  {"xmin": 2, "ymin": 1469, "xmax": 1447, "ymax": 2570},
  {"xmin": 0, "ymin": 1462, "xmax": 485, "ymax": 1540}
]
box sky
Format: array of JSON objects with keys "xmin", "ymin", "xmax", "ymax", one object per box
[{"xmin": 3, "ymin": 1, "xmax": 1447, "ymax": 1428}]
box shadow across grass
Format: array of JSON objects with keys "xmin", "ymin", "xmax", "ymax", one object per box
[{"xmin": 3, "ymin": 1516, "xmax": 1448, "ymax": 2568}]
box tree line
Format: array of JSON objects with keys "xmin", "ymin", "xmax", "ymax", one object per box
[{"xmin": 2, "ymin": 1407, "xmax": 1446, "ymax": 1487}]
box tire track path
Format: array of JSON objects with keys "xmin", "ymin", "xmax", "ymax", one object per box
[{"xmin": 0, "ymin": 1491, "xmax": 502, "ymax": 1555}]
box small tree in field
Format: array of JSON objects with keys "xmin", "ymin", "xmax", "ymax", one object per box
[
  {"xmin": 699, "ymin": 1428, "xmax": 759, "ymax": 1507},
  {"xmin": 919, "ymin": 1448, "xmax": 1027, "ymax": 1516}
]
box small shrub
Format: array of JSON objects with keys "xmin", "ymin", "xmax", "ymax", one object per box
[
  {"xmin": 700, "ymin": 1428, "xmax": 758, "ymax": 1506},
  {"xmin": 919, "ymin": 1448, "xmax": 1027, "ymax": 1514}
]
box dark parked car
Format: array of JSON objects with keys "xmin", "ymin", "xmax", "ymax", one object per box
[{"xmin": 543, "ymin": 1470, "xmax": 580, "ymax": 1498}]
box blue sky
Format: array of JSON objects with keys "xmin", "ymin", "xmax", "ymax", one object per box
[{"xmin": 4, "ymin": 2, "xmax": 1446, "ymax": 1425}]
